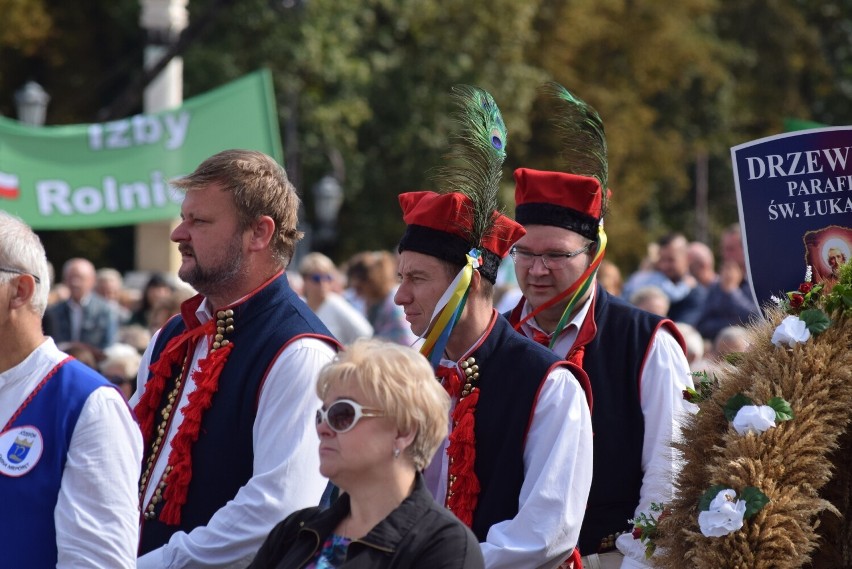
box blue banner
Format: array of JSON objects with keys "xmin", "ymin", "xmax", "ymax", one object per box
[{"xmin": 732, "ymin": 127, "xmax": 852, "ymax": 308}]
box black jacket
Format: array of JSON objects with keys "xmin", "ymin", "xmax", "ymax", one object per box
[{"xmin": 248, "ymin": 474, "xmax": 484, "ymax": 569}]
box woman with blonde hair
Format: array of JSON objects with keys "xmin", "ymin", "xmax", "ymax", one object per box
[{"xmin": 249, "ymin": 338, "xmax": 483, "ymax": 568}]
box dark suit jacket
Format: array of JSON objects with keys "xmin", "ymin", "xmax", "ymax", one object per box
[{"xmin": 43, "ymin": 294, "xmax": 118, "ymax": 349}]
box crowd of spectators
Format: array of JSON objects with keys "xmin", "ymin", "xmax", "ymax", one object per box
[
  {"xmin": 39, "ymin": 260, "xmax": 193, "ymax": 400},
  {"xmin": 40, "ymin": 249, "xmax": 426, "ymax": 401},
  {"xmin": 43, "ymin": 227, "xmax": 759, "ymax": 406}
]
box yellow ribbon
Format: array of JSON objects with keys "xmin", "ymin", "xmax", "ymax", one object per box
[{"xmin": 420, "ymin": 249, "xmax": 479, "ymax": 365}]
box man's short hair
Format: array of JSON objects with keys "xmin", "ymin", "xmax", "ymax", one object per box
[
  {"xmin": 171, "ymin": 149, "xmax": 304, "ymax": 266},
  {"xmin": 0, "ymin": 211, "xmax": 50, "ymax": 315},
  {"xmin": 434, "ymin": 257, "xmax": 494, "ymax": 301}
]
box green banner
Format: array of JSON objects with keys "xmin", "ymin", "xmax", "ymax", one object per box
[{"xmin": 0, "ymin": 69, "xmax": 282, "ymax": 229}]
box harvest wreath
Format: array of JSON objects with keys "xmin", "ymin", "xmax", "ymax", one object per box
[{"xmin": 654, "ymin": 261, "xmax": 852, "ymax": 569}]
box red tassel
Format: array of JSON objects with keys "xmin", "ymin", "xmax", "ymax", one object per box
[
  {"xmin": 134, "ymin": 321, "xmax": 215, "ymax": 446},
  {"xmin": 159, "ymin": 342, "xmax": 233, "ymax": 525},
  {"xmin": 557, "ymin": 548, "xmax": 582, "ymax": 569},
  {"xmin": 134, "ymin": 333, "xmax": 189, "ymax": 446},
  {"xmin": 446, "ymin": 389, "xmax": 481, "ymax": 527},
  {"xmin": 436, "ymin": 366, "xmax": 463, "ymax": 398}
]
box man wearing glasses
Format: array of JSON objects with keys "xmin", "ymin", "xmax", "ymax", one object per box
[
  {"xmin": 0, "ymin": 211, "xmax": 142, "ymax": 568},
  {"xmin": 506, "ymin": 165, "xmax": 693, "ymax": 569}
]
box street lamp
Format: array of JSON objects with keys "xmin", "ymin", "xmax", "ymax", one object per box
[
  {"xmin": 15, "ymin": 81, "xmax": 50, "ymax": 126},
  {"xmin": 312, "ymin": 175, "xmax": 344, "ymax": 250}
]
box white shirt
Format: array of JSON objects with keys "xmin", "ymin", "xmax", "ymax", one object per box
[
  {"xmin": 315, "ymin": 293, "xmax": 374, "ymax": 345},
  {"xmin": 0, "ymin": 338, "xmax": 142, "ymax": 569},
  {"xmin": 517, "ymin": 287, "xmax": 694, "ymax": 568},
  {"xmin": 133, "ymin": 298, "xmax": 335, "ymax": 569},
  {"xmin": 425, "ymin": 320, "xmax": 594, "ymax": 569}
]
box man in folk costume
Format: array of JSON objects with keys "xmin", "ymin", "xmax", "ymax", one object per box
[
  {"xmin": 393, "ymin": 86, "xmax": 594, "ymax": 568},
  {"xmin": 0, "ymin": 211, "xmax": 142, "ymax": 568},
  {"xmin": 132, "ymin": 150, "xmax": 340, "ymax": 568},
  {"xmin": 506, "ymin": 84, "xmax": 694, "ymax": 569}
]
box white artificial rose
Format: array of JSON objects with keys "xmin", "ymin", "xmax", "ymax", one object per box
[
  {"xmin": 771, "ymin": 315, "xmax": 810, "ymax": 347},
  {"xmin": 698, "ymin": 489, "xmax": 747, "ymax": 537},
  {"xmin": 732, "ymin": 405, "xmax": 777, "ymax": 435}
]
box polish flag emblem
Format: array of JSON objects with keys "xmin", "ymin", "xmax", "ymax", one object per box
[{"xmin": 0, "ymin": 171, "xmax": 20, "ymax": 200}]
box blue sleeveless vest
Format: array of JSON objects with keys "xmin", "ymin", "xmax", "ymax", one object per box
[
  {"xmin": 469, "ymin": 316, "xmax": 588, "ymax": 541},
  {"xmin": 577, "ymin": 286, "xmax": 683, "ymax": 554},
  {"xmin": 0, "ymin": 358, "xmax": 110, "ymax": 568},
  {"xmin": 139, "ymin": 273, "xmax": 339, "ymax": 553}
]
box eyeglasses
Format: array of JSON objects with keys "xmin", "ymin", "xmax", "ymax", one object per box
[
  {"xmin": 316, "ymin": 399, "xmax": 384, "ymax": 433},
  {"xmin": 510, "ymin": 244, "xmax": 592, "ymax": 270},
  {"xmin": 306, "ymin": 274, "xmax": 333, "ymax": 283},
  {"xmin": 0, "ymin": 266, "xmax": 41, "ymax": 284}
]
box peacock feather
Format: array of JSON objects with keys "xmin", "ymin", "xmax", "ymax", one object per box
[
  {"xmin": 432, "ymin": 84, "xmax": 507, "ymax": 248},
  {"xmin": 544, "ymin": 81, "xmax": 609, "ymax": 213}
]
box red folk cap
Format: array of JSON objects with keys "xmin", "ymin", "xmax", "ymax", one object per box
[
  {"xmin": 513, "ymin": 167, "xmax": 603, "ymax": 240},
  {"xmin": 397, "ymin": 191, "xmax": 525, "ymax": 283}
]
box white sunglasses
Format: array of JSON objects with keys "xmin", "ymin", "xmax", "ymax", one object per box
[{"xmin": 316, "ymin": 399, "xmax": 385, "ymax": 433}]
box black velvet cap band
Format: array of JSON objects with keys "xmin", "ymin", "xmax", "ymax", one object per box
[
  {"xmin": 397, "ymin": 224, "xmax": 501, "ymax": 283},
  {"xmin": 515, "ymin": 202, "xmax": 599, "ymax": 241}
]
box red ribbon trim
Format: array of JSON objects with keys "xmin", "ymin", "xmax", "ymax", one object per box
[
  {"xmin": 134, "ymin": 319, "xmax": 232, "ymax": 526},
  {"xmin": 445, "ymin": 387, "xmax": 481, "ymax": 527},
  {"xmin": 159, "ymin": 341, "xmax": 233, "ymax": 525}
]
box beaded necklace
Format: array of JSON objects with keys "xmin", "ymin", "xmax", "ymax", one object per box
[{"xmin": 139, "ymin": 354, "xmax": 187, "ymax": 520}]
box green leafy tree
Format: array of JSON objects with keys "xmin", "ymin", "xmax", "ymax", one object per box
[
  {"xmin": 180, "ymin": 0, "xmax": 545, "ymax": 260},
  {"xmin": 529, "ymin": 0, "xmax": 732, "ymax": 272},
  {"xmin": 528, "ymin": 0, "xmax": 852, "ymax": 274},
  {"xmin": 2, "ymin": 0, "xmax": 851, "ymax": 272}
]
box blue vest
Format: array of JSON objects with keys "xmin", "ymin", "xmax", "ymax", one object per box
[
  {"xmin": 578, "ymin": 286, "xmax": 682, "ymax": 553},
  {"xmin": 469, "ymin": 316, "xmax": 583, "ymax": 541},
  {"xmin": 139, "ymin": 273, "xmax": 339, "ymax": 553},
  {"xmin": 0, "ymin": 358, "xmax": 110, "ymax": 568}
]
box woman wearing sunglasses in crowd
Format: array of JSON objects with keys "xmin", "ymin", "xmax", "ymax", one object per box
[{"xmin": 248, "ymin": 338, "xmax": 483, "ymax": 569}]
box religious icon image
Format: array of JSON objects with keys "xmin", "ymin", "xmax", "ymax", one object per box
[{"xmin": 803, "ymin": 225, "xmax": 852, "ymax": 284}]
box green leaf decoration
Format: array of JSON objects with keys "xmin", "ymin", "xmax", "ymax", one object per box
[
  {"xmin": 698, "ymin": 485, "xmax": 730, "ymax": 511},
  {"xmin": 767, "ymin": 397, "xmax": 794, "ymax": 422},
  {"xmin": 799, "ymin": 308, "xmax": 831, "ymax": 335},
  {"xmin": 740, "ymin": 486, "xmax": 770, "ymax": 519},
  {"xmin": 723, "ymin": 393, "xmax": 754, "ymax": 422},
  {"xmin": 825, "ymin": 283, "xmax": 852, "ymax": 315}
]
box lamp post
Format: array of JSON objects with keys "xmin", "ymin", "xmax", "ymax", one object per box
[
  {"xmin": 311, "ymin": 175, "xmax": 344, "ymax": 252},
  {"xmin": 14, "ymin": 81, "xmax": 50, "ymax": 126},
  {"xmin": 313, "ymin": 175, "xmax": 343, "ymax": 248}
]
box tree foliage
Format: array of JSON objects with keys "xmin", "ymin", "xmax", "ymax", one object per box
[{"xmin": 1, "ymin": 0, "xmax": 850, "ymax": 272}]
